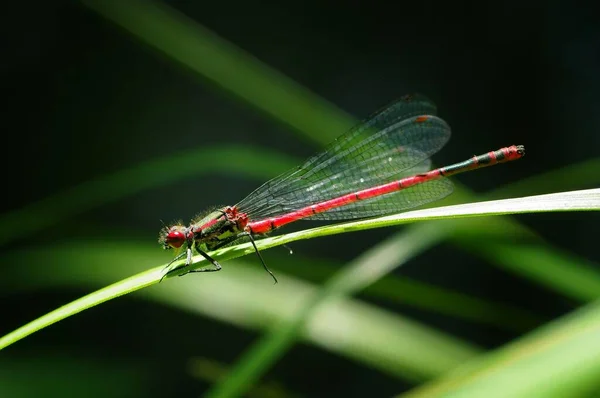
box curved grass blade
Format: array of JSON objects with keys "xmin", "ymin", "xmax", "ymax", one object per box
[
  {"xmin": 0, "ymin": 249, "xmax": 481, "ymax": 381},
  {"xmin": 203, "ymin": 189, "xmax": 599, "ymax": 397},
  {"xmin": 204, "ymin": 224, "xmax": 453, "ymax": 398},
  {"xmin": 266, "ymin": 252, "xmax": 545, "ymax": 332},
  {"xmin": 187, "ymin": 357, "xmax": 300, "ymax": 398},
  {"xmin": 1, "ymin": 190, "xmax": 596, "ymax": 350},
  {"xmin": 3, "ymin": 240, "xmax": 544, "ymax": 333}
]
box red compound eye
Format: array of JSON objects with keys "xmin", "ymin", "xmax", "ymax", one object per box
[{"xmin": 165, "ymin": 228, "xmax": 186, "ymax": 249}]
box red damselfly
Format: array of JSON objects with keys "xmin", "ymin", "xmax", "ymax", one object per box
[{"xmin": 159, "ymin": 94, "xmax": 524, "ymax": 283}]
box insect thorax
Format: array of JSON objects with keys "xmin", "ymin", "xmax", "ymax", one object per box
[{"xmin": 191, "ymin": 207, "xmax": 247, "ymax": 248}]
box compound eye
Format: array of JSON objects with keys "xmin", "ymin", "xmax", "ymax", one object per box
[{"xmin": 165, "ymin": 228, "xmax": 186, "ymax": 249}]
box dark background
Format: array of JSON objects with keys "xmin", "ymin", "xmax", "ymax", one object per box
[{"xmin": 2, "ymin": 1, "xmax": 599, "ymax": 397}]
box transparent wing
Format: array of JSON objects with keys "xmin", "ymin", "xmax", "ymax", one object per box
[
  {"xmin": 308, "ymin": 176, "xmax": 454, "ymax": 220},
  {"xmin": 236, "ymin": 94, "xmax": 452, "ymax": 221}
]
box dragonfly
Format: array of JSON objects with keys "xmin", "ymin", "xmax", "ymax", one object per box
[{"xmin": 159, "ymin": 94, "xmax": 524, "ymax": 283}]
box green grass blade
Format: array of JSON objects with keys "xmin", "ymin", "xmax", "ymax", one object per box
[
  {"xmin": 461, "ymin": 241, "xmax": 600, "ymax": 302},
  {"xmin": 401, "ymin": 187, "xmax": 600, "ymax": 302},
  {"xmin": 399, "ymin": 298, "xmax": 600, "ymax": 398},
  {"xmin": 0, "ymin": 242, "xmax": 481, "ymax": 381},
  {"xmin": 81, "ymin": 0, "xmax": 353, "ymax": 146},
  {"xmin": 269, "ymin": 251, "xmax": 545, "ymax": 332},
  {"xmin": 257, "ymin": 189, "xmax": 597, "ymax": 246},
  {"xmin": 0, "ymin": 268, "xmax": 160, "ymax": 350},
  {"xmin": 187, "ymin": 357, "xmax": 300, "ymax": 398},
  {"xmin": 153, "ymin": 189, "xmax": 596, "ymax": 284},
  {"xmin": 203, "ymin": 189, "xmax": 598, "ymax": 397},
  {"xmin": 4, "ymin": 238, "xmax": 544, "ymax": 333},
  {"xmin": 204, "ymin": 225, "xmax": 447, "ymax": 398},
  {"xmin": 364, "ymin": 265, "xmax": 546, "ymax": 331},
  {"xmin": 438, "ymin": 181, "xmax": 600, "ymax": 301},
  {"xmin": 1, "ymin": 190, "xmax": 594, "ymax": 351}
]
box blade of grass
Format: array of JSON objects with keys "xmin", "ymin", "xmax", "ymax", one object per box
[
  {"xmin": 0, "ymin": 243, "xmax": 481, "ymax": 381},
  {"xmin": 2, "ymin": 190, "xmax": 594, "ymax": 350},
  {"xmin": 81, "ymin": 0, "xmax": 353, "ymax": 147},
  {"xmin": 267, "ymin": 252, "xmax": 545, "ymax": 332},
  {"xmin": 187, "ymin": 357, "xmax": 301, "ymax": 398},
  {"xmin": 203, "ymin": 224, "xmax": 456, "ymax": 398},
  {"xmin": 203, "ymin": 188, "xmax": 599, "ymax": 397},
  {"xmin": 1, "ymin": 144, "xmax": 595, "ymax": 307},
  {"xmin": 159, "ymin": 263, "xmax": 481, "ymax": 383},
  {"xmin": 406, "ymin": 182, "xmax": 600, "ymax": 302},
  {"xmin": 0, "ymin": 268, "xmax": 160, "ymax": 350},
  {"xmin": 3, "ymin": 238, "xmax": 544, "ymax": 333},
  {"xmin": 462, "ymin": 241, "xmax": 600, "ymax": 302},
  {"xmin": 2, "ymin": 146, "xmax": 598, "ymax": 306},
  {"xmin": 255, "ymin": 189, "xmax": 598, "ymax": 247},
  {"xmin": 399, "ymin": 298, "xmax": 600, "ymax": 398}
]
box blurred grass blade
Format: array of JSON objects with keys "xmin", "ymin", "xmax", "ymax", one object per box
[
  {"xmin": 2, "ymin": 190, "xmax": 594, "ymax": 350},
  {"xmin": 0, "ymin": 146, "xmax": 296, "ymax": 246},
  {"xmin": 205, "ymin": 224, "xmax": 448, "ymax": 398},
  {"xmin": 155, "ymin": 262, "xmax": 482, "ymax": 383},
  {"xmin": 269, "ymin": 251, "xmax": 545, "ymax": 332},
  {"xmin": 187, "ymin": 357, "xmax": 300, "ymax": 398},
  {"xmin": 462, "ymin": 241, "xmax": 600, "ymax": 302},
  {"xmin": 400, "ymin": 298, "xmax": 600, "ymax": 398},
  {"xmin": 392, "ymin": 215, "xmax": 600, "ymax": 305},
  {"xmin": 0, "ymin": 242, "xmax": 482, "ymax": 381},
  {"xmin": 4, "ymin": 239, "xmax": 545, "ymax": 333},
  {"xmin": 415, "ymin": 180, "xmax": 600, "ymax": 302},
  {"xmin": 0, "ymin": 268, "xmax": 160, "ymax": 350},
  {"xmin": 81, "ymin": 0, "xmax": 353, "ymax": 146}
]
